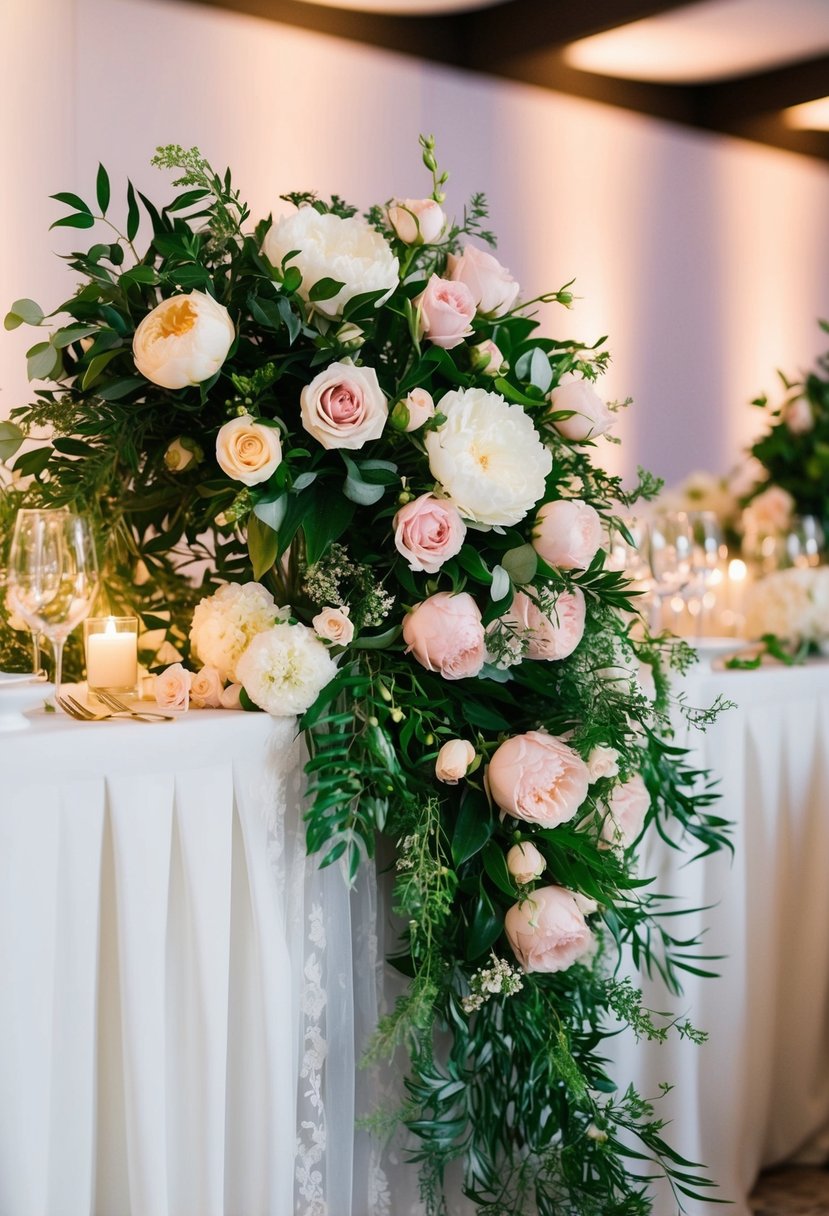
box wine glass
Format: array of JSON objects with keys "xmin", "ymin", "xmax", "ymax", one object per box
[
  {"xmin": 7, "ymin": 511, "xmax": 99, "ymax": 702},
  {"xmin": 785, "ymin": 515, "xmax": 824, "ymax": 569},
  {"xmin": 684, "ymin": 511, "xmax": 724, "ymax": 639},
  {"xmin": 645, "ymin": 511, "xmax": 694, "ymax": 633},
  {"xmin": 3, "ymin": 507, "xmax": 65, "ymax": 675}
]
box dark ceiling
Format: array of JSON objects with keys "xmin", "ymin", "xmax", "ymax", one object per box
[{"xmin": 176, "ymin": 0, "xmax": 829, "ymax": 163}]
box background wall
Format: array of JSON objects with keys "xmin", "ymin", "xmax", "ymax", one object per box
[{"xmin": 2, "ymin": 0, "xmax": 828, "ymax": 487}]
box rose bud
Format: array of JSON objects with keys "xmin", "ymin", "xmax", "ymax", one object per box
[
  {"xmin": 435, "ymin": 739, "xmax": 476, "ymax": 784},
  {"xmin": 506, "ymin": 841, "xmax": 546, "ymax": 885}
]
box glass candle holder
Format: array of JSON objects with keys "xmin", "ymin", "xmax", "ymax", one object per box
[{"xmin": 84, "ymin": 616, "xmax": 138, "ymax": 692}]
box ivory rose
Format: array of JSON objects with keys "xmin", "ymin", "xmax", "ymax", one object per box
[
  {"xmin": 415, "ymin": 275, "xmax": 476, "ymax": 350},
  {"xmin": 300, "ymin": 361, "xmax": 388, "ymax": 450},
  {"xmin": 533, "ymin": 499, "xmax": 603, "ymax": 570},
  {"xmin": 216, "ymin": 414, "xmax": 282, "ymax": 485},
  {"xmin": 393, "ymin": 494, "xmax": 466, "ymax": 573},
  {"xmin": 601, "ymin": 774, "xmax": 651, "ymax": 848},
  {"xmin": 503, "ymin": 588, "xmax": 586, "ymax": 660},
  {"xmin": 190, "ymin": 665, "xmax": 223, "ymax": 708},
  {"xmin": 402, "ymin": 591, "xmax": 485, "ymax": 681},
  {"xmin": 587, "ymin": 744, "xmax": 620, "ymax": 783},
  {"xmin": 393, "ymin": 387, "xmax": 436, "ymax": 432},
  {"xmin": 133, "ymin": 290, "xmax": 235, "ymax": 390},
  {"xmin": 447, "ymin": 245, "xmax": 519, "ymax": 317},
  {"xmin": 549, "ymin": 374, "xmax": 614, "ymax": 442},
  {"xmin": 435, "ymin": 739, "xmax": 476, "ymax": 784},
  {"xmin": 387, "ymin": 198, "xmax": 446, "ymax": 245},
  {"xmin": 312, "ymin": 605, "xmax": 354, "ymax": 646},
  {"xmin": 505, "ymin": 886, "xmax": 594, "ymax": 974},
  {"xmin": 155, "ymin": 662, "xmax": 192, "ymax": 712},
  {"xmin": 506, "ymin": 842, "xmax": 546, "ymax": 885},
  {"xmin": 488, "ymin": 731, "xmax": 589, "ymax": 828}
]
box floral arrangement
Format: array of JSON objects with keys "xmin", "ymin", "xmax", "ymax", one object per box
[
  {"xmin": 0, "ymin": 140, "xmax": 730, "ymax": 1213},
  {"xmin": 744, "ymin": 566, "xmax": 829, "ymax": 646}
]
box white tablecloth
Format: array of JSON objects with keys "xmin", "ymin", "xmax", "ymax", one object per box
[
  {"xmin": 610, "ymin": 660, "xmax": 829, "ymax": 1216},
  {"xmin": 0, "ymin": 704, "xmax": 385, "ymax": 1216}
]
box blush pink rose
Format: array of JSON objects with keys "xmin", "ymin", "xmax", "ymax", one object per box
[
  {"xmin": 503, "ymin": 588, "xmax": 586, "ymax": 660},
  {"xmin": 601, "ymin": 773, "xmax": 651, "ymax": 848},
  {"xmin": 532, "ymin": 499, "xmax": 604, "ymax": 571},
  {"xmin": 549, "ymin": 374, "xmax": 614, "ymax": 442},
  {"xmin": 387, "ymin": 198, "xmax": 446, "ymax": 245},
  {"xmin": 488, "ymin": 730, "xmax": 589, "ymax": 828},
  {"xmin": 470, "ymin": 338, "xmax": 506, "ymax": 376},
  {"xmin": 402, "ymin": 591, "xmax": 485, "ymax": 680},
  {"xmin": 447, "ymin": 245, "xmax": 520, "ymax": 317},
  {"xmin": 190, "ymin": 665, "xmax": 223, "ymax": 708},
  {"xmin": 394, "ymin": 493, "xmax": 467, "ymax": 573},
  {"xmin": 506, "ymin": 841, "xmax": 546, "ymax": 885},
  {"xmin": 401, "ymin": 387, "xmax": 436, "ymax": 432},
  {"xmin": 155, "ymin": 662, "xmax": 192, "ymax": 712},
  {"xmin": 435, "ymin": 739, "xmax": 476, "ymax": 783},
  {"xmin": 505, "ymin": 885, "xmax": 594, "ymax": 973},
  {"xmin": 415, "ymin": 275, "xmax": 476, "ymax": 350},
  {"xmin": 300, "ymin": 360, "xmax": 387, "ymax": 450},
  {"xmin": 784, "ymin": 395, "xmax": 813, "ymax": 435}
]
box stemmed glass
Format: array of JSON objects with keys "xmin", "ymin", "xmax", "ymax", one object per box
[
  {"xmin": 684, "ymin": 510, "xmax": 724, "ymax": 639},
  {"xmin": 645, "ymin": 511, "xmax": 694, "ymax": 633},
  {"xmin": 6, "ymin": 510, "xmax": 99, "ymax": 702},
  {"xmin": 3, "ymin": 507, "xmax": 62, "ymax": 675},
  {"xmin": 785, "ymin": 515, "xmax": 824, "ymax": 569}
]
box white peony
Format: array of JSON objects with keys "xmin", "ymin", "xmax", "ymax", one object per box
[
  {"xmin": 189, "ymin": 581, "xmax": 282, "ymax": 682},
  {"xmin": 425, "ymin": 387, "xmax": 552, "ymax": 527},
  {"xmin": 133, "ymin": 291, "xmax": 235, "ymax": 390},
  {"xmin": 262, "ymin": 207, "xmax": 399, "ymax": 320},
  {"xmin": 236, "ymin": 622, "xmax": 337, "ymax": 717},
  {"xmin": 745, "ymin": 567, "xmax": 829, "ymax": 643}
]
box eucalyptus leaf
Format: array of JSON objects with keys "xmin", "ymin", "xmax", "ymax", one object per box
[
  {"xmin": 501, "ymin": 544, "xmax": 538, "ymax": 585},
  {"xmin": 0, "ymin": 421, "xmax": 24, "ymax": 462},
  {"xmin": 253, "ymin": 495, "xmax": 288, "ymax": 532},
  {"xmin": 4, "ymin": 298, "xmax": 44, "ymax": 330},
  {"xmin": 26, "ymin": 341, "xmax": 60, "ymax": 381},
  {"xmin": 246, "ymin": 512, "xmax": 279, "ymax": 579}
]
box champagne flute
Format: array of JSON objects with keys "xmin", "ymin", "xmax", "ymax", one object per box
[
  {"xmin": 7, "ymin": 511, "xmax": 99, "ymax": 702},
  {"xmin": 646, "ymin": 511, "xmax": 693, "ymax": 633}
]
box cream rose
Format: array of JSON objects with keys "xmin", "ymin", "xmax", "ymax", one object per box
[
  {"xmin": 549, "ymin": 374, "xmax": 614, "ymax": 442},
  {"xmin": 502, "ymin": 588, "xmax": 586, "ymax": 661},
  {"xmin": 425, "ymin": 388, "xmax": 552, "ymax": 527},
  {"xmin": 435, "ymin": 739, "xmax": 476, "ymax": 784},
  {"xmin": 190, "ymin": 665, "xmax": 224, "ymax": 708},
  {"xmin": 601, "ymin": 774, "xmax": 651, "ymax": 848},
  {"xmin": 312, "ymin": 605, "xmax": 354, "ymax": 646},
  {"xmin": 394, "ymin": 493, "xmax": 466, "ymax": 574},
  {"xmin": 533, "ymin": 499, "xmax": 603, "ymax": 571},
  {"xmin": 488, "ymin": 730, "xmax": 589, "ymax": 829},
  {"xmin": 155, "ymin": 662, "xmax": 192, "ymax": 712},
  {"xmin": 300, "ymin": 360, "xmax": 387, "ymax": 451},
  {"xmin": 392, "ymin": 387, "xmax": 435, "ymax": 433},
  {"xmin": 506, "ymin": 842, "xmax": 546, "ymax": 885},
  {"xmin": 402, "ymin": 591, "xmax": 485, "ymax": 681},
  {"xmin": 587, "ymin": 744, "xmax": 620, "ymax": 783},
  {"xmin": 133, "ymin": 291, "xmax": 235, "ymax": 390},
  {"xmin": 236, "ymin": 622, "xmax": 337, "ymax": 716},
  {"xmin": 505, "ymin": 886, "xmax": 594, "ymax": 974},
  {"xmin": 415, "ymin": 275, "xmax": 476, "ymax": 350},
  {"xmin": 447, "ymin": 245, "xmax": 519, "ymax": 317},
  {"xmin": 262, "ymin": 207, "xmax": 398, "ymax": 319},
  {"xmin": 216, "ymin": 414, "xmax": 282, "ymax": 486},
  {"xmin": 387, "ymin": 198, "xmax": 446, "ymax": 245}
]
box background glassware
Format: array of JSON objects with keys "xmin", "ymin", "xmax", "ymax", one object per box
[
  {"xmin": 6, "ymin": 511, "xmax": 99, "ymax": 702},
  {"xmin": 2, "ymin": 506, "xmax": 58, "ymax": 674},
  {"xmin": 645, "ymin": 511, "xmax": 694, "ymax": 632},
  {"xmin": 784, "ymin": 515, "xmax": 824, "ymax": 568},
  {"xmin": 684, "ymin": 510, "xmax": 725, "ymax": 638}
]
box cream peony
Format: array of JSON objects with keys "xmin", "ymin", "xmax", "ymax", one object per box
[
  {"xmin": 189, "ymin": 581, "xmax": 281, "ymax": 682},
  {"xmin": 435, "ymin": 739, "xmax": 476, "ymax": 784},
  {"xmin": 394, "ymin": 493, "xmax": 466, "ymax": 573},
  {"xmin": 425, "ymin": 388, "xmax": 552, "ymax": 527},
  {"xmin": 312, "ymin": 605, "xmax": 355, "ymax": 646},
  {"xmin": 133, "ymin": 291, "xmax": 234, "ymax": 390},
  {"xmin": 236, "ymin": 622, "xmax": 337, "ymax": 717},
  {"xmin": 548, "ymin": 374, "xmax": 614, "ymax": 442},
  {"xmin": 415, "ymin": 275, "xmax": 476, "ymax": 350},
  {"xmin": 506, "ymin": 842, "xmax": 546, "ymax": 885},
  {"xmin": 300, "ymin": 360, "xmax": 387, "ymax": 450},
  {"xmin": 155, "ymin": 663, "xmax": 192, "ymax": 712},
  {"xmin": 502, "ymin": 588, "xmax": 586, "ymax": 661},
  {"xmin": 216, "ymin": 414, "xmax": 282, "ymax": 485},
  {"xmin": 505, "ymin": 886, "xmax": 594, "ymax": 974},
  {"xmin": 190, "ymin": 665, "xmax": 224, "ymax": 708},
  {"xmin": 387, "ymin": 198, "xmax": 446, "ymax": 245},
  {"xmin": 262, "ymin": 207, "xmax": 398, "ymax": 320},
  {"xmin": 532, "ymin": 499, "xmax": 603, "ymax": 570},
  {"xmin": 447, "ymin": 245, "xmax": 519, "ymax": 317},
  {"xmin": 402, "ymin": 591, "xmax": 486, "ymax": 680},
  {"xmin": 601, "ymin": 774, "xmax": 651, "ymax": 849},
  {"xmin": 488, "ymin": 730, "xmax": 589, "ymax": 828}
]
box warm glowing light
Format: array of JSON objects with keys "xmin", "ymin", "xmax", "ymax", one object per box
[
  {"xmin": 708, "ymin": 567, "xmax": 724, "ymax": 587},
  {"xmin": 728, "ymin": 559, "xmax": 748, "ymax": 582},
  {"xmin": 784, "ymin": 97, "xmax": 829, "ymax": 131}
]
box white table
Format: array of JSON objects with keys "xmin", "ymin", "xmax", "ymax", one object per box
[
  {"xmin": 610, "ymin": 660, "xmax": 829, "ymax": 1216},
  {"xmin": 0, "ymin": 703, "xmax": 385, "ymax": 1216}
]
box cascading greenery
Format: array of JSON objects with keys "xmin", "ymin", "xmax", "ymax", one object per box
[{"xmin": 0, "ymin": 140, "xmax": 730, "ymax": 1214}]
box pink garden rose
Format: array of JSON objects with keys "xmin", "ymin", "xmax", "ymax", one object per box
[
  {"xmin": 488, "ymin": 730, "xmax": 589, "ymax": 828},
  {"xmin": 532, "ymin": 499, "xmax": 603, "ymax": 571},
  {"xmin": 506, "ymin": 841, "xmax": 546, "ymax": 885},
  {"xmin": 601, "ymin": 773, "xmax": 650, "ymax": 848},
  {"xmin": 190, "ymin": 665, "xmax": 223, "ymax": 708},
  {"xmin": 447, "ymin": 245, "xmax": 519, "ymax": 317},
  {"xmin": 503, "ymin": 588, "xmax": 586, "ymax": 660},
  {"xmin": 505, "ymin": 885, "xmax": 594, "ymax": 973},
  {"xmin": 155, "ymin": 662, "xmax": 192, "ymax": 712},
  {"xmin": 387, "ymin": 198, "xmax": 446, "ymax": 245},
  {"xmin": 400, "ymin": 387, "xmax": 436, "ymax": 432},
  {"xmin": 549, "ymin": 374, "xmax": 614, "ymax": 442},
  {"xmin": 415, "ymin": 275, "xmax": 476, "ymax": 350},
  {"xmin": 394, "ymin": 493, "xmax": 467, "ymax": 573},
  {"xmin": 402, "ymin": 591, "xmax": 485, "ymax": 680},
  {"xmin": 435, "ymin": 739, "xmax": 476, "ymax": 784},
  {"xmin": 300, "ymin": 360, "xmax": 387, "ymax": 450},
  {"xmin": 470, "ymin": 338, "xmax": 507, "ymax": 377}
]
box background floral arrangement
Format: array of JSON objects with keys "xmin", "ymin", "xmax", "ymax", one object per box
[{"xmin": 0, "ymin": 140, "xmax": 730, "ymax": 1214}]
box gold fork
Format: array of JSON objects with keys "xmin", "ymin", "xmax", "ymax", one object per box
[
  {"xmin": 95, "ymin": 689, "xmax": 176, "ymax": 722},
  {"xmin": 56, "ymin": 692, "xmax": 174, "ymax": 723}
]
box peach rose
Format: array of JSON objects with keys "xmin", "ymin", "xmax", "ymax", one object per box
[
  {"xmin": 190, "ymin": 665, "xmax": 223, "ymax": 708},
  {"xmin": 387, "ymin": 198, "xmax": 446, "ymax": 245},
  {"xmin": 784, "ymin": 395, "xmax": 813, "ymax": 435},
  {"xmin": 435, "ymin": 739, "xmax": 476, "ymax": 784},
  {"xmin": 155, "ymin": 662, "xmax": 192, "ymax": 712},
  {"xmin": 488, "ymin": 730, "xmax": 589, "ymax": 828},
  {"xmin": 220, "ymin": 683, "xmax": 243, "ymax": 710},
  {"xmin": 133, "ymin": 290, "xmax": 235, "ymax": 390},
  {"xmin": 506, "ymin": 842, "xmax": 546, "ymax": 885},
  {"xmin": 533, "ymin": 499, "xmax": 603, "ymax": 571},
  {"xmin": 415, "ymin": 275, "xmax": 476, "ymax": 350},
  {"xmin": 447, "ymin": 245, "xmax": 519, "ymax": 317},
  {"xmin": 312, "ymin": 605, "xmax": 354, "ymax": 646},
  {"xmin": 549, "ymin": 374, "xmax": 614, "ymax": 442},
  {"xmin": 402, "ymin": 591, "xmax": 485, "ymax": 680},
  {"xmin": 505, "ymin": 885, "xmax": 594, "ymax": 973},
  {"xmin": 502, "ymin": 588, "xmax": 586, "ymax": 660},
  {"xmin": 394, "ymin": 494, "xmax": 467, "ymax": 573},
  {"xmin": 300, "ymin": 360, "xmax": 388, "ymax": 450},
  {"xmin": 216, "ymin": 414, "xmax": 282, "ymax": 486},
  {"xmin": 398, "ymin": 387, "xmax": 436, "ymax": 432},
  {"xmin": 601, "ymin": 773, "xmax": 650, "ymax": 848}
]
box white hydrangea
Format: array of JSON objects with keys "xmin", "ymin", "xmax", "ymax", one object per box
[
  {"xmin": 189, "ymin": 581, "xmax": 283, "ymax": 682},
  {"xmin": 235, "ymin": 622, "xmax": 337, "ymax": 717},
  {"xmin": 425, "ymin": 387, "xmax": 552, "ymax": 527},
  {"xmin": 745, "ymin": 567, "xmax": 829, "ymax": 643},
  {"xmin": 262, "ymin": 207, "xmax": 399, "ymax": 320}
]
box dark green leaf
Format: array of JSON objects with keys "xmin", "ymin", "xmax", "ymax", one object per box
[
  {"xmin": 14, "ymin": 446, "xmax": 52, "ymax": 477},
  {"xmin": 50, "ymin": 212, "xmax": 96, "ymax": 231},
  {"xmin": 481, "ymin": 841, "xmax": 517, "ymax": 897},
  {"xmin": 126, "ymin": 181, "xmax": 140, "ymax": 242},
  {"xmin": 466, "ymin": 888, "xmax": 503, "ymax": 960},
  {"xmin": 96, "ymin": 163, "xmax": 110, "ymax": 214},
  {"xmin": 452, "ymin": 787, "xmax": 494, "ymax": 867},
  {"xmin": 50, "ymin": 191, "xmax": 91, "ymax": 214},
  {"xmin": 247, "ymin": 512, "xmax": 279, "ymax": 579},
  {"xmin": 308, "ymin": 276, "xmax": 345, "ymax": 303}
]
